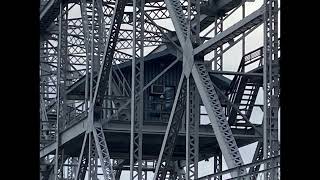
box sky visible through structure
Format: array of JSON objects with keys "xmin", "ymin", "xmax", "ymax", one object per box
[{"xmin": 64, "ymin": 0, "xmax": 280, "ymax": 179}]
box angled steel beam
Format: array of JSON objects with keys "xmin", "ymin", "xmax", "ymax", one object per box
[
  {"xmin": 92, "ymin": 122, "xmax": 115, "ymax": 179},
  {"xmin": 153, "ymin": 73, "xmax": 186, "ymax": 180},
  {"xmin": 92, "ymin": 0, "xmax": 128, "ymax": 108},
  {"xmin": 209, "ymin": 26, "xmax": 259, "ymax": 62},
  {"xmin": 54, "ymin": 3, "xmax": 64, "ymax": 179},
  {"xmin": 74, "ymin": 133, "xmax": 88, "ymax": 180},
  {"xmin": 249, "ymin": 141, "xmax": 264, "ymax": 179},
  {"xmin": 192, "ymin": 63, "xmax": 244, "ymax": 177},
  {"xmin": 211, "ymin": 82, "xmax": 263, "ymax": 136},
  {"xmin": 163, "ymin": 0, "xmax": 188, "ymax": 45},
  {"xmin": 194, "ymin": 6, "xmax": 264, "ymax": 55}
]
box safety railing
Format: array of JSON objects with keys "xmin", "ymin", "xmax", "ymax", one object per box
[
  {"xmin": 63, "ymin": 102, "xmax": 88, "ymax": 130},
  {"xmin": 227, "ymin": 46, "xmax": 264, "ymax": 102}
]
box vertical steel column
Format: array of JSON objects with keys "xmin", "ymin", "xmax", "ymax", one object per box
[
  {"xmin": 106, "ymin": 70, "xmax": 113, "ymax": 119},
  {"xmin": 81, "ymin": 0, "xmax": 105, "ymax": 113},
  {"xmin": 214, "ymin": 17, "xmax": 223, "ymax": 71},
  {"xmin": 72, "ymin": 158, "xmax": 78, "ymax": 179},
  {"xmin": 153, "ymin": 74, "xmax": 186, "ymax": 180},
  {"xmin": 54, "ymin": 3, "xmax": 63, "ymax": 180},
  {"xmin": 89, "ymin": 0, "xmax": 95, "ymax": 125},
  {"xmin": 61, "ymin": 2, "xmax": 69, "ymax": 129},
  {"xmin": 186, "ymin": 76, "xmax": 190, "ymax": 180},
  {"xmin": 80, "ymin": 0, "xmax": 92, "ymax": 111},
  {"xmin": 130, "ymin": 0, "xmax": 145, "ymax": 179},
  {"xmin": 74, "ymin": 133, "xmax": 89, "ymax": 180},
  {"xmin": 58, "ymin": 157, "xmax": 64, "ymax": 180},
  {"xmin": 185, "ymin": 1, "xmax": 196, "ymax": 177},
  {"xmin": 78, "ymin": 1, "xmax": 117, "ymax": 178},
  {"xmin": 40, "ymin": 40, "xmax": 53, "ymax": 148},
  {"xmin": 89, "ymin": 133, "xmax": 99, "ymax": 180},
  {"xmin": 66, "ymin": 157, "xmax": 78, "ymax": 180},
  {"xmin": 66, "ymin": 157, "xmax": 72, "ymax": 180},
  {"xmin": 88, "ymin": 133, "xmax": 92, "ymax": 179},
  {"xmin": 186, "ymin": 76, "xmax": 199, "ymax": 180},
  {"xmin": 195, "ymin": 0, "xmax": 201, "ymax": 45},
  {"xmin": 91, "ymin": 0, "xmax": 104, "ymax": 74},
  {"xmin": 263, "ymin": 0, "xmax": 280, "ymax": 179},
  {"xmin": 86, "ymin": 0, "xmax": 127, "ymax": 178},
  {"xmin": 242, "ymin": 2, "xmax": 246, "ymax": 61},
  {"xmin": 213, "ymin": 150, "xmax": 222, "ymax": 180}
]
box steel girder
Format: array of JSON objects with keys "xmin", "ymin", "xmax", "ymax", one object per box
[
  {"xmin": 154, "ymin": 0, "xmax": 246, "ymax": 179},
  {"xmin": 153, "ymin": 0, "xmax": 194, "ymax": 177},
  {"xmin": 75, "ymin": 0, "xmax": 129, "ymax": 179},
  {"xmin": 193, "ymin": 6, "xmax": 265, "ymax": 56},
  {"xmin": 40, "ymin": 94, "xmax": 56, "ymax": 148},
  {"xmin": 92, "ymin": 122, "xmax": 115, "ymax": 179},
  {"xmin": 130, "ymin": 0, "xmax": 145, "ymax": 179},
  {"xmin": 154, "ymin": 1, "xmax": 261, "ymax": 179},
  {"xmin": 263, "ymin": 0, "xmax": 280, "ymax": 179},
  {"xmin": 53, "ymin": 3, "xmax": 67, "ymax": 179},
  {"xmin": 92, "ymin": 0, "xmax": 128, "ymax": 111},
  {"xmin": 192, "ymin": 63, "xmax": 244, "ymax": 177},
  {"xmin": 249, "ymin": 141, "xmax": 264, "ymax": 180},
  {"xmin": 186, "ymin": 76, "xmax": 200, "ymax": 179},
  {"xmin": 213, "ymin": 17, "xmax": 223, "ymax": 71}
]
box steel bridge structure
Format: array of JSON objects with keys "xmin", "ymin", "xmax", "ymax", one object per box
[{"xmin": 39, "ymin": 0, "xmax": 280, "ymax": 179}]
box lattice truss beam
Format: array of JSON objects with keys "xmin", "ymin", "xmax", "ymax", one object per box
[
  {"xmin": 129, "ymin": 0, "xmax": 145, "ymax": 179},
  {"xmin": 263, "ymin": 0, "xmax": 280, "ymax": 179},
  {"xmin": 153, "ymin": 0, "xmax": 271, "ymax": 179},
  {"xmin": 73, "ymin": 124, "xmax": 115, "ymax": 180}
]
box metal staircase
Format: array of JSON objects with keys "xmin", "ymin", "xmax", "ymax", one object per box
[{"xmin": 227, "ymin": 47, "xmax": 263, "ymax": 126}]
